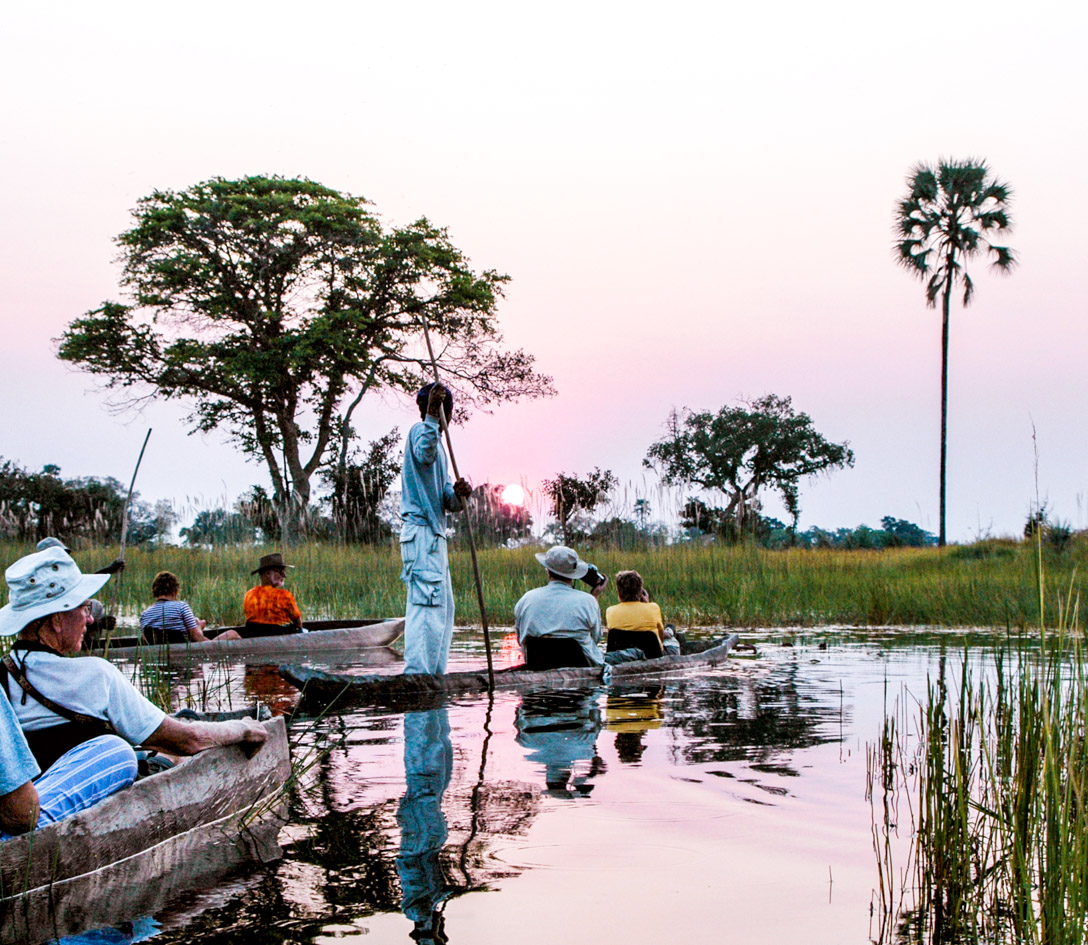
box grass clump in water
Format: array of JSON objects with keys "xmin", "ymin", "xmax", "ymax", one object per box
[{"xmin": 871, "ymin": 541, "xmax": 1088, "ymax": 944}]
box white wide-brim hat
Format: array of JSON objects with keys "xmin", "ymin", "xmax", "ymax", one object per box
[
  {"xmin": 0, "ymin": 548, "xmax": 110, "ymax": 637},
  {"xmin": 535, "ymin": 545, "xmax": 589, "ymax": 581}
]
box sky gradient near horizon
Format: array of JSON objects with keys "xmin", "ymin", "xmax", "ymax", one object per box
[{"xmin": 2, "ymin": 0, "xmax": 1085, "ymax": 541}]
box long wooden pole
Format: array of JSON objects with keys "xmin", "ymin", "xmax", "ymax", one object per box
[
  {"xmin": 418, "ymin": 315, "xmax": 495, "ymax": 690},
  {"xmin": 105, "ymin": 428, "xmax": 152, "ymax": 638}
]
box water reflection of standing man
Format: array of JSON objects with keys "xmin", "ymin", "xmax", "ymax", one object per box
[
  {"xmin": 397, "ymin": 705, "xmax": 453, "ymax": 943},
  {"xmin": 515, "ymin": 689, "xmax": 605, "ymax": 797}
]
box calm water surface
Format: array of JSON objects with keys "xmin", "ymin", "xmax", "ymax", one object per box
[{"xmin": 61, "ymin": 631, "xmax": 1004, "ymax": 945}]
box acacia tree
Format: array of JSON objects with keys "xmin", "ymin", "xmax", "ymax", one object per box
[
  {"xmin": 58, "ymin": 176, "xmax": 554, "ymax": 539},
  {"xmin": 541, "ymin": 468, "xmax": 617, "ymax": 544},
  {"xmin": 644, "ymin": 395, "xmax": 854, "ymax": 535},
  {"xmin": 894, "ymin": 159, "xmax": 1015, "ymax": 546}
]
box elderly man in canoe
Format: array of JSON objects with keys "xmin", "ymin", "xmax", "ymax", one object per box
[
  {"xmin": 514, "ymin": 545, "xmax": 644, "ymax": 670},
  {"xmin": 399, "ymin": 382, "xmax": 472, "ymax": 676},
  {"xmin": 0, "ymin": 547, "xmax": 267, "ymax": 790},
  {"xmin": 242, "ymin": 553, "xmax": 304, "ymax": 637}
]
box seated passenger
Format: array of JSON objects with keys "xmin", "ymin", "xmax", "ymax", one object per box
[
  {"xmin": 0, "ymin": 548, "xmax": 267, "ymax": 774},
  {"xmin": 605, "ymin": 570, "xmax": 666, "ymax": 654},
  {"xmin": 605, "ymin": 568, "xmax": 729, "ymax": 656},
  {"xmin": 242, "ymin": 553, "xmax": 303, "ymax": 637},
  {"xmin": 514, "ymin": 545, "xmax": 643, "ymax": 669},
  {"xmin": 0, "ymin": 669, "xmax": 136, "ymax": 838},
  {"xmin": 140, "ymin": 571, "xmax": 240, "ymax": 645}
]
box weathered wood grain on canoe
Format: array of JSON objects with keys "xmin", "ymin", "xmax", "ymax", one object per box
[
  {"xmin": 280, "ymin": 633, "xmax": 740, "ymax": 708},
  {"xmin": 0, "ymin": 717, "xmax": 290, "ymax": 912},
  {"xmin": 97, "ymin": 617, "xmax": 404, "ymax": 663}
]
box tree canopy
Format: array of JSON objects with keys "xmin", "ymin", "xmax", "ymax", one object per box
[
  {"xmin": 894, "ymin": 158, "xmax": 1015, "ymax": 545},
  {"xmin": 644, "ymin": 395, "xmax": 854, "ymax": 532},
  {"xmin": 541, "ymin": 468, "xmax": 617, "ymax": 545},
  {"xmin": 0, "ymin": 458, "xmax": 172, "ymax": 547},
  {"xmin": 59, "ymin": 175, "xmax": 554, "ymax": 537}
]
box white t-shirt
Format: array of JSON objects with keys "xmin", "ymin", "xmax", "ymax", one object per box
[{"xmin": 4, "ymin": 650, "xmax": 166, "ymax": 745}]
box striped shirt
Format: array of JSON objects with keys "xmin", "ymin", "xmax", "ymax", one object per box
[{"xmin": 139, "ymin": 599, "xmax": 199, "ymax": 643}]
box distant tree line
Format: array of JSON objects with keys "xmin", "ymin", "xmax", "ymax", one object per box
[{"xmin": 0, "ymin": 458, "xmax": 174, "ymax": 548}]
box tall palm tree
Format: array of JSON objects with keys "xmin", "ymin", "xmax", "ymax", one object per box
[{"xmin": 894, "ymin": 159, "xmax": 1015, "ymax": 546}]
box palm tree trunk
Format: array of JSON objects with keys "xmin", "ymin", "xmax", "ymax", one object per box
[{"xmin": 939, "ymin": 275, "xmax": 952, "ymax": 547}]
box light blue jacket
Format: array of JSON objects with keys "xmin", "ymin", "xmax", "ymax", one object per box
[{"xmin": 400, "ymin": 417, "xmax": 462, "ymax": 537}]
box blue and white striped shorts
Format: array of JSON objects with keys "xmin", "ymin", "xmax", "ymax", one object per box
[{"xmin": 34, "ymin": 734, "xmax": 138, "ymax": 827}]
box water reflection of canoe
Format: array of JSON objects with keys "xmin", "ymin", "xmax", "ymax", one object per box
[
  {"xmin": 96, "ymin": 617, "xmax": 405, "ymax": 663},
  {"xmin": 280, "ymin": 633, "xmax": 740, "ymax": 707},
  {"xmin": 0, "ymin": 716, "xmax": 290, "ymax": 943}
]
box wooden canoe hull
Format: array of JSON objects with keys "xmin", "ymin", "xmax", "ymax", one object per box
[
  {"xmin": 0, "ymin": 717, "xmax": 291, "ymax": 942},
  {"xmin": 280, "ymin": 633, "xmax": 741, "ymax": 708},
  {"xmin": 97, "ymin": 617, "xmax": 405, "ymax": 663}
]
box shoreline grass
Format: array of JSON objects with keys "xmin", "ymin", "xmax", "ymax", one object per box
[{"xmin": 0, "ymin": 539, "xmax": 1081, "ymax": 631}]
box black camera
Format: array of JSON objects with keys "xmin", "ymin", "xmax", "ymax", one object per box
[{"xmin": 581, "ymin": 565, "xmax": 607, "ymax": 590}]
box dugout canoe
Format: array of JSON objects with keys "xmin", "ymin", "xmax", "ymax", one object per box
[
  {"xmin": 280, "ymin": 633, "xmax": 741, "ymax": 708},
  {"xmin": 95, "ymin": 617, "xmax": 405, "ymax": 663},
  {"xmin": 0, "ymin": 716, "xmax": 290, "ymax": 944}
]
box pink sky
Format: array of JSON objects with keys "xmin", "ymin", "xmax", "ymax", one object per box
[{"xmin": 2, "ymin": 1, "xmax": 1085, "ymax": 541}]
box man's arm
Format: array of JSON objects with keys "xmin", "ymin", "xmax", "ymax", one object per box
[
  {"xmin": 141, "ymin": 717, "xmax": 268, "ymax": 757},
  {"xmin": 0, "ymin": 781, "xmax": 40, "ymax": 835}
]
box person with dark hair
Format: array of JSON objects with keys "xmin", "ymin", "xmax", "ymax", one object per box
[
  {"xmin": 140, "ymin": 571, "xmax": 239, "ymax": 644},
  {"xmin": 399, "ymin": 382, "xmax": 472, "ymax": 676}
]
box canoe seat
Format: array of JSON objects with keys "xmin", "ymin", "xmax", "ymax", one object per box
[
  {"xmin": 606, "ymin": 628, "xmax": 663, "ymax": 659},
  {"xmin": 239, "ymin": 621, "xmax": 302, "ymax": 639},
  {"xmin": 523, "ymin": 635, "xmax": 593, "ymax": 670}
]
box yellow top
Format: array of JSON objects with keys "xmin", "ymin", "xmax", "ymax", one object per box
[{"xmin": 604, "ymin": 601, "xmax": 665, "ymax": 641}]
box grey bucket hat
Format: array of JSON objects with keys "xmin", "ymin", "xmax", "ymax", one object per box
[
  {"xmin": 0, "ymin": 549, "xmax": 110, "ymax": 637},
  {"xmin": 534, "ymin": 545, "xmax": 590, "ymax": 581}
]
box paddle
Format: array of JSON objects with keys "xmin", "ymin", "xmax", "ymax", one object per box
[
  {"xmin": 103, "ymin": 428, "xmax": 151, "ymax": 649},
  {"xmin": 417, "ymin": 312, "xmax": 495, "ymax": 690}
]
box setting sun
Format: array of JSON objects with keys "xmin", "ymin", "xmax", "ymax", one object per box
[{"xmin": 500, "ymin": 483, "xmax": 526, "ymax": 507}]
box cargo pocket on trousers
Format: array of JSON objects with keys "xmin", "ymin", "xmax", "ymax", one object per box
[{"xmin": 407, "ymin": 568, "xmax": 444, "ymax": 606}]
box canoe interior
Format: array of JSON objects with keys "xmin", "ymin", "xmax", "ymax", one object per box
[
  {"xmin": 95, "ymin": 618, "xmax": 404, "ymax": 663},
  {"xmin": 0, "ymin": 716, "xmax": 291, "ymax": 942},
  {"xmin": 282, "ymin": 633, "xmax": 741, "ymax": 709},
  {"xmin": 94, "ymin": 617, "xmax": 392, "ymax": 651}
]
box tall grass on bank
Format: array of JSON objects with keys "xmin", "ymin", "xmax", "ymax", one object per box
[
  {"xmin": 870, "ymin": 551, "xmax": 1088, "ymax": 943},
  {"xmin": 0, "ymin": 539, "xmax": 1081, "ymax": 631}
]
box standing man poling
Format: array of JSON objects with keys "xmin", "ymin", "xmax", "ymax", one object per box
[{"xmin": 400, "ymin": 382, "xmax": 472, "ymax": 676}]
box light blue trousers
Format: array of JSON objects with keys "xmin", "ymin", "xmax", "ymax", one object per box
[{"xmin": 400, "ymin": 526, "xmax": 455, "ymax": 675}]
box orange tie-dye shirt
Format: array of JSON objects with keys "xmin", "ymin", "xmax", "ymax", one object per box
[{"xmin": 243, "ymin": 585, "xmax": 302, "ymax": 625}]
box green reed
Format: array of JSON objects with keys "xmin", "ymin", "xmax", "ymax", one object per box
[
  {"xmin": 0, "ymin": 539, "xmax": 1081, "ymax": 632},
  {"xmin": 871, "ymin": 538, "xmax": 1088, "ymax": 944}
]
